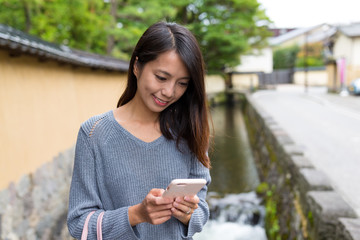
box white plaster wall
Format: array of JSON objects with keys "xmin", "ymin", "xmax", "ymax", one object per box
[
  {"xmin": 333, "ymin": 34, "xmax": 353, "ymax": 63},
  {"xmin": 235, "ymin": 48, "xmax": 273, "ymax": 73},
  {"xmin": 205, "ymin": 75, "xmax": 225, "ymax": 94}
]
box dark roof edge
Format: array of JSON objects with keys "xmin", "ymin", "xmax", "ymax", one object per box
[{"xmin": 0, "ymin": 24, "xmax": 129, "ymax": 72}]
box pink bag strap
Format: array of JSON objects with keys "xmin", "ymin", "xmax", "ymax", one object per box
[
  {"xmin": 97, "ymin": 211, "xmax": 105, "ymax": 240},
  {"xmin": 81, "ymin": 210, "xmax": 105, "ymax": 240},
  {"xmin": 81, "ymin": 211, "xmax": 95, "ymax": 240}
]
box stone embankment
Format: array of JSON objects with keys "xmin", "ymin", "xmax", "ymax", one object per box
[
  {"xmin": 0, "ymin": 148, "xmax": 74, "ymax": 240},
  {"xmin": 242, "ymin": 93, "xmax": 360, "ymax": 240}
]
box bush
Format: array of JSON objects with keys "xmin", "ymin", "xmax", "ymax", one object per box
[{"xmin": 273, "ymin": 45, "xmax": 300, "ymax": 69}]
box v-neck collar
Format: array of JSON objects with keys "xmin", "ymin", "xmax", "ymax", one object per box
[{"xmin": 109, "ymin": 110, "xmax": 165, "ymax": 148}]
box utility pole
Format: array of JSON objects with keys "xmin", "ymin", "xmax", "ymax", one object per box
[{"xmin": 304, "ymin": 32, "xmax": 308, "ymax": 93}]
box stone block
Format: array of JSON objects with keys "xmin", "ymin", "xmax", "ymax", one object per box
[
  {"xmin": 16, "ymin": 174, "xmax": 32, "ymax": 198},
  {"xmin": 283, "ymin": 145, "xmax": 305, "ymax": 156},
  {"xmin": 336, "ymin": 218, "xmax": 360, "ymax": 240},
  {"xmin": 299, "ymin": 169, "xmax": 333, "ymax": 192},
  {"xmin": 275, "ymin": 144, "xmax": 304, "ymax": 172},
  {"xmin": 263, "ymin": 116, "xmax": 277, "ymax": 126},
  {"xmin": 290, "ymin": 156, "xmax": 314, "ymax": 169},
  {"xmin": 307, "ymin": 191, "xmax": 357, "ymax": 240},
  {"xmin": 271, "ymin": 127, "xmax": 294, "ymax": 146},
  {"xmin": 287, "ymin": 156, "xmax": 314, "ymax": 184},
  {"xmin": 0, "ymin": 189, "xmax": 10, "ymax": 215},
  {"xmin": 267, "ymin": 123, "xmax": 283, "ymax": 132}
]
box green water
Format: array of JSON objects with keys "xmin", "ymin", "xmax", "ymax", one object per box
[{"xmin": 208, "ymin": 103, "xmax": 260, "ymax": 194}]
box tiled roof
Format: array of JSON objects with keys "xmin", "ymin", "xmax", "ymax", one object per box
[
  {"xmin": 269, "ymin": 23, "xmax": 336, "ymax": 46},
  {"xmin": 0, "ymin": 24, "xmax": 129, "ymax": 72},
  {"xmin": 339, "ymin": 22, "xmax": 360, "ymax": 37}
]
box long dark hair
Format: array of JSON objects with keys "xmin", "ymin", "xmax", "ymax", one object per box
[{"xmin": 117, "ymin": 22, "xmax": 211, "ymax": 168}]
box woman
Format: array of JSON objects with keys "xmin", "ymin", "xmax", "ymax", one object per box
[{"xmin": 67, "ymin": 22, "xmax": 211, "ymax": 239}]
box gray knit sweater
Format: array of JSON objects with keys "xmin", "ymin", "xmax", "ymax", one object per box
[{"xmin": 67, "ymin": 110, "xmax": 211, "ymax": 240}]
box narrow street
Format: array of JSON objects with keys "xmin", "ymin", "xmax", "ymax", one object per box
[{"xmin": 252, "ymin": 85, "xmax": 360, "ymax": 216}]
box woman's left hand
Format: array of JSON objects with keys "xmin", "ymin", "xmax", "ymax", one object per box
[{"xmin": 171, "ymin": 195, "xmax": 199, "ymax": 225}]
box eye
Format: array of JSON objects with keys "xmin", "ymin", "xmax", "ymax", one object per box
[
  {"xmin": 178, "ymin": 81, "xmax": 189, "ymax": 87},
  {"xmin": 155, "ymin": 74, "xmax": 166, "ymax": 81}
]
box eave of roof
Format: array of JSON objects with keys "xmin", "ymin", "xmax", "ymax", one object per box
[
  {"xmin": 0, "ymin": 24, "xmax": 129, "ymax": 72},
  {"xmin": 338, "ymin": 22, "xmax": 360, "ymax": 37},
  {"xmin": 269, "ymin": 23, "xmax": 334, "ymax": 46}
]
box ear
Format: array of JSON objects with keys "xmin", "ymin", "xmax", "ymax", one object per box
[{"xmin": 133, "ymin": 57, "xmax": 139, "ymax": 78}]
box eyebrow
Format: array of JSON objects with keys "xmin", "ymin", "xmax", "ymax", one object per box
[{"xmin": 157, "ymin": 70, "xmax": 190, "ymax": 80}]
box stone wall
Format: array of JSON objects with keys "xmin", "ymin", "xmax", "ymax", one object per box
[
  {"xmin": 241, "ymin": 93, "xmax": 360, "ymax": 240},
  {"xmin": 0, "ymin": 147, "xmax": 75, "ymax": 240}
]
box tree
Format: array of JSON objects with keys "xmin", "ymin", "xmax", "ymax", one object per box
[
  {"xmin": 173, "ymin": 0, "xmax": 272, "ymax": 75},
  {"xmin": 107, "ymin": 0, "xmax": 177, "ymax": 59},
  {"xmin": 0, "ymin": 0, "xmax": 272, "ymax": 75},
  {"xmin": 0, "ymin": 0, "xmax": 111, "ymax": 54}
]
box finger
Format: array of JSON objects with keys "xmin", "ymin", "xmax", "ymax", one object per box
[
  {"xmin": 150, "ymin": 203, "xmax": 173, "ymax": 212},
  {"xmin": 184, "ymin": 195, "xmax": 200, "ymax": 204},
  {"xmin": 175, "ymin": 196, "xmax": 198, "ymax": 205},
  {"xmin": 148, "ymin": 190, "xmax": 173, "ymax": 205},
  {"xmin": 173, "ymin": 201, "xmax": 193, "ymax": 214},
  {"xmin": 149, "ymin": 188, "xmax": 165, "ymax": 197},
  {"xmin": 174, "ymin": 198, "xmax": 198, "ymax": 210},
  {"xmin": 171, "ymin": 206, "xmax": 192, "ymax": 225},
  {"xmin": 149, "ymin": 209, "xmax": 173, "ymax": 222},
  {"xmin": 171, "ymin": 207, "xmax": 192, "ymax": 220}
]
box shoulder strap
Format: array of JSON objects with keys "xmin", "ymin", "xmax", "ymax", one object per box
[{"xmin": 81, "ymin": 211, "xmax": 95, "ymax": 240}]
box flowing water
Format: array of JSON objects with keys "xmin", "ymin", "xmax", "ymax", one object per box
[{"xmin": 194, "ymin": 103, "xmax": 267, "ymax": 240}]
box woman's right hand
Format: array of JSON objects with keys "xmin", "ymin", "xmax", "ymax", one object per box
[{"xmin": 128, "ymin": 188, "xmax": 174, "ymax": 226}]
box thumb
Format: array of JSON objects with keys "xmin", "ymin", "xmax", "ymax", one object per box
[{"xmin": 150, "ymin": 188, "xmax": 165, "ymax": 197}]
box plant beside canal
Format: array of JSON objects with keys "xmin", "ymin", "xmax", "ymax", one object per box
[{"xmin": 256, "ymin": 182, "xmax": 282, "ymax": 240}]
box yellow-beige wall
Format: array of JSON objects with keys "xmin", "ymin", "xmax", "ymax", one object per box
[
  {"xmin": 294, "ymin": 70, "xmax": 327, "ymax": 86},
  {"xmin": 232, "ymin": 73, "xmax": 259, "ymax": 90},
  {"xmin": 0, "ymin": 49, "xmax": 127, "ymax": 189}
]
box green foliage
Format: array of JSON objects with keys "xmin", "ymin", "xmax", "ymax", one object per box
[
  {"xmin": 0, "ymin": 0, "xmax": 272, "ymax": 75},
  {"xmin": 295, "ymin": 42, "xmax": 324, "ymax": 67},
  {"xmin": 265, "ymin": 186, "xmax": 281, "ymax": 240},
  {"xmin": 178, "ymin": 0, "xmax": 272, "ymax": 74},
  {"xmin": 273, "ymin": 42, "xmax": 324, "ymax": 69},
  {"xmin": 0, "ymin": 0, "xmax": 111, "ymax": 54},
  {"xmin": 307, "ymin": 210, "xmax": 314, "ymax": 227},
  {"xmin": 296, "ymin": 57, "xmax": 324, "ymax": 68},
  {"xmin": 256, "ymin": 182, "xmax": 269, "ymax": 194},
  {"xmin": 273, "ymin": 45, "xmax": 300, "ymax": 69}
]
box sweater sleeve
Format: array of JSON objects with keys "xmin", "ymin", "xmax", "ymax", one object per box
[
  {"xmin": 67, "ymin": 128, "xmax": 140, "ymax": 240},
  {"xmin": 180, "ymin": 156, "xmax": 211, "ymax": 239}
]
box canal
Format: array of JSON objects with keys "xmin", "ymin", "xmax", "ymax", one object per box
[{"xmin": 194, "ymin": 103, "xmax": 267, "ymax": 240}]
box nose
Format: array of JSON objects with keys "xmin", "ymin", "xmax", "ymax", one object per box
[{"xmin": 161, "ymin": 82, "xmax": 175, "ymax": 98}]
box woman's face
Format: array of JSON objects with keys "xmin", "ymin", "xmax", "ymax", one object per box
[{"xmin": 133, "ymin": 50, "xmax": 190, "ymax": 113}]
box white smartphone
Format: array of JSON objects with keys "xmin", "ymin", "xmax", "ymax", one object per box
[{"xmin": 162, "ymin": 179, "xmax": 206, "ymax": 199}]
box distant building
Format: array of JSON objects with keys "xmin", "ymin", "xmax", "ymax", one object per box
[
  {"xmin": 328, "ymin": 22, "xmax": 360, "ymax": 91},
  {"xmin": 269, "ymin": 23, "xmax": 336, "ymax": 48}
]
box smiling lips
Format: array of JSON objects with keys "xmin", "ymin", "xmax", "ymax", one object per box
[{"xmin": 153, "ymin": 95, "xmax": 169, "ymax": 107}]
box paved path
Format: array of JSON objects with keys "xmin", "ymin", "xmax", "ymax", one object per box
[{"xmin": 251, "ymin": 84, "xmax": 360, "ymax": 216}]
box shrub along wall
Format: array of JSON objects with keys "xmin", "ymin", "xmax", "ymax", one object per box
[{"xmin": 241, "ymin": 93, "xmax": 360, "ymax": 240}]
